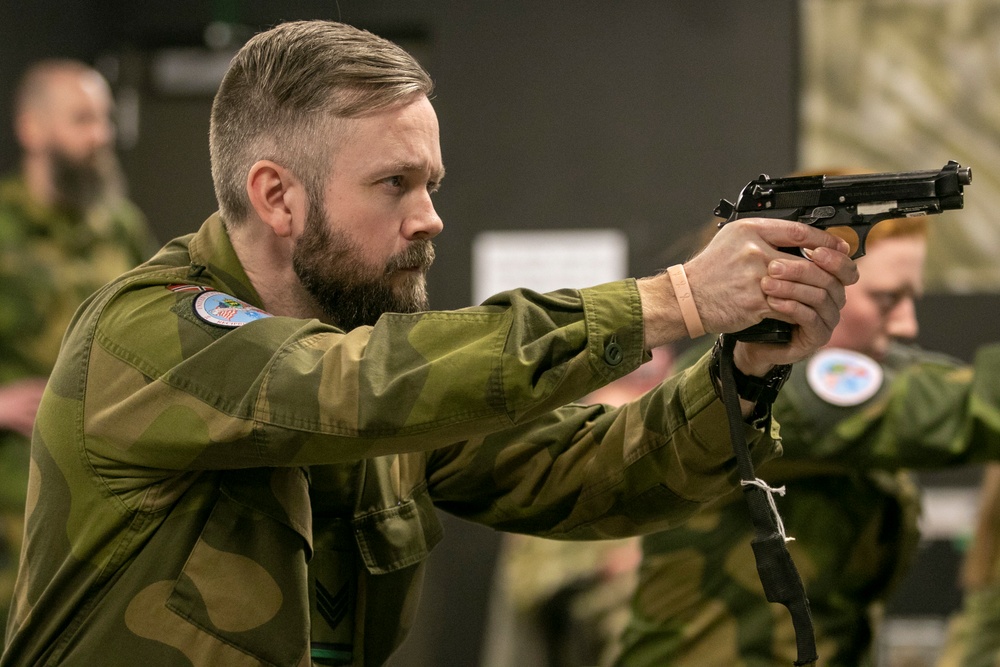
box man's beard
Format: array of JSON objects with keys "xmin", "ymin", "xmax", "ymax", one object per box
[
  {"xmin": 292, "ymin": 199, "xmax": 434, "ymax": 330},
  {"xmin": 50, "ymin": 145, "xmax": 123, "ymax": 211}
]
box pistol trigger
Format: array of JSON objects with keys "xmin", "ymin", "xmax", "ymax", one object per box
[{"xmin": 852, "ymin": 226, "xmax": 872, "ymax": 259}]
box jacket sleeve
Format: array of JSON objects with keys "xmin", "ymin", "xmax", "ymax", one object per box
[
  {"xmin": 80, "ymin": 279, "xmax": 649, "ymax": 472},
  {"xmin": 770, "ymin": 344, "xmax": 1000, "ymax": 472},
  {"xmin": 424, "ymin": 351, "xmax": 780, "ymax": 539}
]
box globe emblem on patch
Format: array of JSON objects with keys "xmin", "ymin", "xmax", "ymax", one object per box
[
  {"xmin": 193, "ymin": 291, "xmax": 273, "ymax": 328},
  {"xmin": 806, "ymin": 348, "xmax": 883, "ymax": 406}
]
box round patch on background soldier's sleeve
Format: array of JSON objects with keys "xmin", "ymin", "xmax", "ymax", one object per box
[
  {"xmin": 193, "ymin": 291, "xmax": 272, "ymax": 328},
  {"xmin": 806, "ymin": 347, "xmax": 884, "ymax": 406}
]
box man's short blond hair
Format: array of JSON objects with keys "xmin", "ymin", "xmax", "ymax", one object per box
[
  {"xmin": 209, "ymin": 20, "xmax": 434, "ymax": 224},
  {"xmin": 14, "ymin": 59, "xmax": 101, "ymax": 119}
]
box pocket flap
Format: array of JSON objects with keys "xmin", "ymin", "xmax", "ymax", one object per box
[
  {"xmin": 353, "ymin": 487, "xmax": 443, "ymax": 575},
  {"xmin": 220, "ymin": 467, "xmax": 313, "ymax": 558}
]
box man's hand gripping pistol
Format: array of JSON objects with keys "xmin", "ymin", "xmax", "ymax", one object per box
[{"xmin": 715, "ymin": 160, "xmax": 972, "ymax": 343}]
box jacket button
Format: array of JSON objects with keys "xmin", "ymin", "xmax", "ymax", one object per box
[{"xmin": 604, "ymin": 338, "xmax": 623, "ymax": 366}]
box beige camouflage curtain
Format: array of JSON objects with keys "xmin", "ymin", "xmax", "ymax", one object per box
[{"xmin": 800, "ymin": 0, "xmax": 1000, "ymax": 291}]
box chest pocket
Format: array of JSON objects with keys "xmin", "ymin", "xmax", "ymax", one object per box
[
  {"xmin": 166, "ymin": 467, "xmax": 313, "ymax": 666},
  {"xmin": 352, "ymin": 455, "xmax": 443, "ymax": 574}
]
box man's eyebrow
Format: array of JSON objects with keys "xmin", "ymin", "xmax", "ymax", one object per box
[{"xmin": 379, "ymin": 161, "xmax": 446, "ymax": 181}]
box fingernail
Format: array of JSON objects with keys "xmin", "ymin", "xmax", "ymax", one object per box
[
  {"xmin": 761, "ymin": 276, "xmax": 777, "ymax": 291},
  {"xmin": 769, "ymin": 260, "xmax": 785, "ymax": 276}
]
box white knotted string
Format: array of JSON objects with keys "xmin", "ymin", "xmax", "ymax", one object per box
[{"xmin": 741, "ymin": 478, "xmax": 795, "ymax": 543}]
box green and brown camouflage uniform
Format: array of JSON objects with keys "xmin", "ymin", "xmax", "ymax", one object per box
[
  {"xmin": 0, "ymin": 174, "xmax": 153, "ymax": 637},
  {"xmin": 1, "ymin": 213, "xmax": 779, "ymax": 666},
  {"xmin": 618, "ymin": 341, "xmax": 1000, "ymax": 667},
  {"xmin": 938, "ymin": 585, "xmax": 1000, "ymax": 667},
  {"xmin": 938, "ymin": 462, "xmax": 1000, "ymax": 667}
]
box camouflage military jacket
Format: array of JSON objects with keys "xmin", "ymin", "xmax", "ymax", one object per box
[
  {"xmin": 938, "ymin": 585, "xmax": 1000, "ymax": 667},
  {"xmin": 0, "ymin": 174, "xmax": 154, "ymax": 383},
  {"xmin": 619, "ymin": 341, "xmax": 1000, "ymax": 667},
  {"xmin": 2, "ymin": 214, "xmax": 777, "ymax": 667},
  {"xmin": 0, "ymin": 174, "xmax": 155, "ymax": 503}
]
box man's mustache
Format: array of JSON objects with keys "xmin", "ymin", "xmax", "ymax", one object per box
[{"xmin": 385, "ymin": 240, "xmax": 435, "ymax": 274}]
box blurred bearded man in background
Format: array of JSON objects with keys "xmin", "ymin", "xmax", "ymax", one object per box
[{"xmin": 0, "ymin": 58, "xmax": 156, "ymax": 639}]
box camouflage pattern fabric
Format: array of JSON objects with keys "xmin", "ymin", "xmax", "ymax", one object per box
[
  {"xmin": 0, "ymin": 175, "xmax": 154, "ymax": 384},
  {"xmin": 1, "ymin": 213, "xmax": 779, "ymax": 666},
  {"xmin": 484, "ymin": 533, "xmax": 640, "ymax": 667},
  {"xmin": 938, "ymin": 585, "xmax": 1000, "ymax": 667},
  {"xmin": 0, "ymin": 174, "xmax": 153, "ymax": 640},
  {"xmin": 618, "ymin": 340, "xmax": 1000, "ymax": 667},
  {"xmin": 938, "ymin": 462, "xmax": 1000, "ymax": 667}
]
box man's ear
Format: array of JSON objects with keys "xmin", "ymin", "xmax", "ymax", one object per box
[
  {"xmin": 15, "ymin": 111, "xmax": 44, "ymax": 152},
  {"xmin": 246, "ymin": 160, "xmax": 306, "ymax": 238}
]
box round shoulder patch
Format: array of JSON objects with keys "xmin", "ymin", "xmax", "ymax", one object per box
[
  {"xmin": 806, "ymin": 348, "xmax": 884, "ymax": 406},
  {"xmin": 193, "ymin": 291, "xmax": 272, "ymax": 328}
]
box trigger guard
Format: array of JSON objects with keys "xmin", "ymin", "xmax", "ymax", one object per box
[{"xmin": 778, "ymin": 246, "xmax": 811, "ymax": 260}]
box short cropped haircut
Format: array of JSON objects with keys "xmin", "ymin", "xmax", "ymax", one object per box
[
  {"xmin": 14, "ymin": 59, "xmax": 98, "ymax": 118},
  {"xmin": 210, "ymin": 20, "xmax": 434, "ymax": 224}
]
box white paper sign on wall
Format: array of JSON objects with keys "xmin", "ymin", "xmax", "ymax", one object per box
[{"xmin": 472, "ymin": 229, "xmax": 629, "ymax": 306}]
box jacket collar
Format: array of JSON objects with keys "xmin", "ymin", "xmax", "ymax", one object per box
[{"xmin": 186, "ymin": 213, "xmax": 264, "ymax": 308}]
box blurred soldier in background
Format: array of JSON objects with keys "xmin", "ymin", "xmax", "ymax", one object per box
[
  {"xmin": 0, "ymin": 59, "xmax": 155, "ymax": 635},
  {"xmin": 617, "ymin": 213, "xmax": 1000, "ymax": 666}
]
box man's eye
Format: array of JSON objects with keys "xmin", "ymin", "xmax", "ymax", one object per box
[
  {"xmin": 427, "ymin": 181, "xmax": 440, "ymax": 194},
  {"xmin": 871, "ymin": 292, "xmax": 902, "ymax": 312},
  {"xmin": 385, "ymin": 176, "xmax": 404, "ymax": 188}
]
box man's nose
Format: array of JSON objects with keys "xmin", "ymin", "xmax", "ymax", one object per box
[
  {"xmin": 404, "ymin": 195, "xmax": 444, "ymax": 240},
  {"xmin": 887, "ymin": 296, "xmax": 919, "ymax": 341}
]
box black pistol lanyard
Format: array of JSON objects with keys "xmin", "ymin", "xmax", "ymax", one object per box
[{"xmin": 715, "ymin": 333, "xmax": 818, "ymax": 666}]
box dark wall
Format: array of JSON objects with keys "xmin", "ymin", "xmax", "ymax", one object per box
[
  {"xmin": 0, "ymin": 2, "xmax": 801, "ymax": 665},
  {"xmin": 0, "ymin": 3, "xmax": 103, "ymax": 170},
  {"xmin": 426, "ymin": 3, "xmax": 801, "ymax": 311}
]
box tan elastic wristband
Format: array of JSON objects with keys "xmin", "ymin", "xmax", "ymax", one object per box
[{"xmin": 667, "ymin": 264, "xmax": 706, "ymax": 338}]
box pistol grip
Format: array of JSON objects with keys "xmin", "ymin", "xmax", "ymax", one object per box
[
  {"xmin": 733, "ymin": 319, "xmax": 792, "ymax": 344},
  {"xmin": 731, "ymin": 245, "xmax": 804, "ymax": 343}
]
